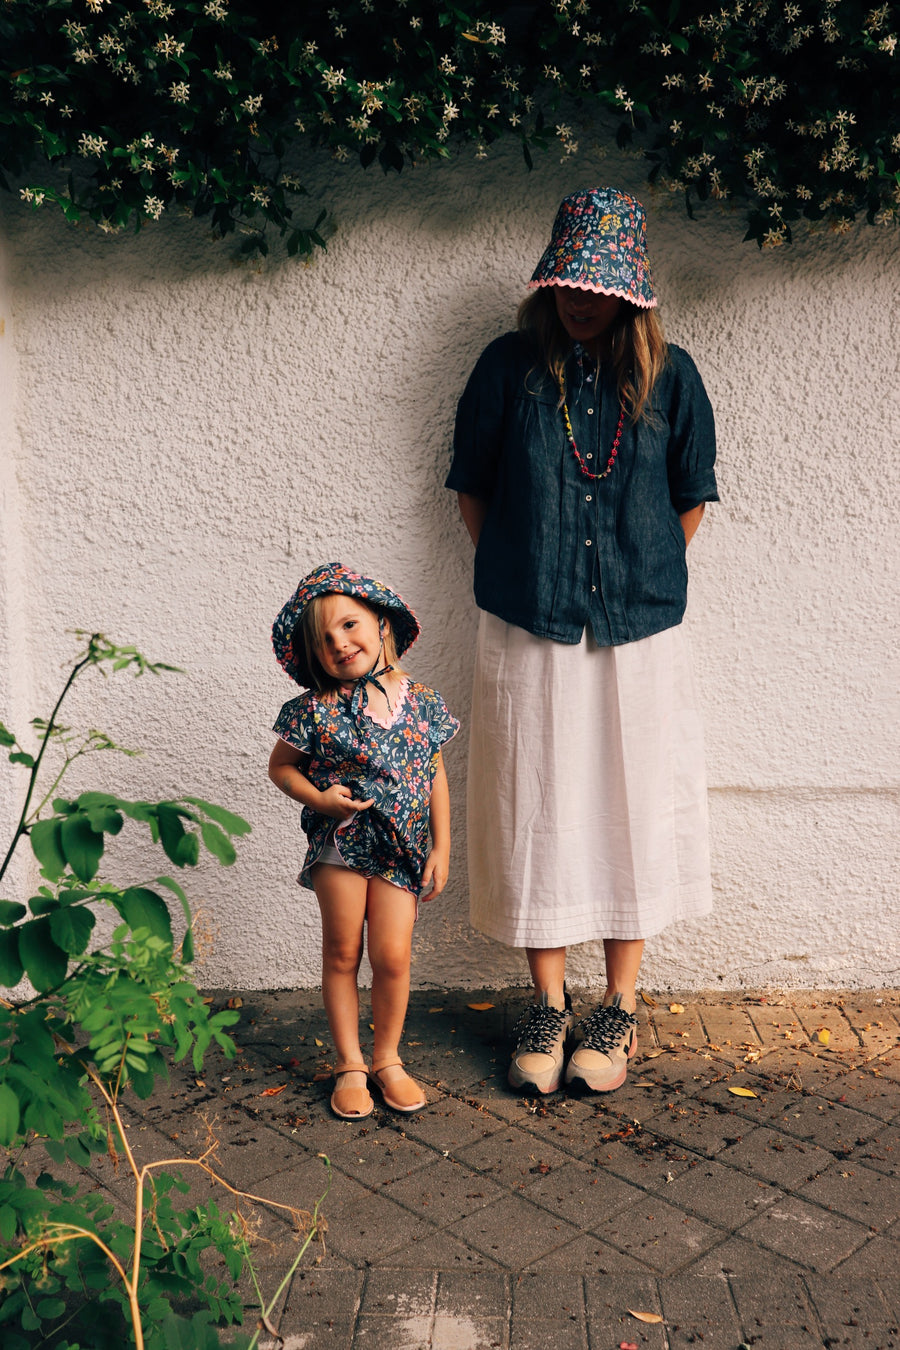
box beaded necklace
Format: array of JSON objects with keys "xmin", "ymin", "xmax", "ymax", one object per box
[{"xmin": 557, "ymin": 350, "xmax": 625, "ymax": 482}]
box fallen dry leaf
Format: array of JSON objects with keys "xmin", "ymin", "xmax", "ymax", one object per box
[
  {"xmin": 814, "ymin": 1027, "xmax": 831, "ymax": 1046},
  {"xmin": 260, "ymin": 1084, "xmax": 288, "ymax": 1097},
  {"xmin": 628, "ymin": 1310, "xmax": 664, "ymax": 1324},
  {"xmin": 728, "ymin": 1085, "xmax": 758, "ymax": 1098},
  {"xmin": 225, "ymin": 996, "xmax": 243, "ymax": 1009},
  {"xmin": 314, "ymin": 1038, "xmax": 324, "ymax": 1047},
  {"xmin": 640, "ymin": 989, "xmax": 657, "ymax": 1007},
  {"xmin": 669, "ymin": 1003, "xmax": 685, "ymax": 1014},
  {"xmin": 467, "ymin": 1002, "xmax": 495, "ymax": 1011},
  {"xmin": 428, "ymin": 1007, "xmax": 444, "ymax": 1014}
]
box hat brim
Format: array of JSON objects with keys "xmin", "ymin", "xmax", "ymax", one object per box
[{"xmin": 528, "ymin": 276, "xmax": 657, "ymax": 309}]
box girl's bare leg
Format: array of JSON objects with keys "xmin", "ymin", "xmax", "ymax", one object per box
[
  {"xmin": 602, "ymin": 938, "xmax": 645, "ymax": 1013},
  {"xmin": 366, "ymin": 877, "xmax": 423, "ymax": 1107},
  {"xmin": 315, "ymin": 865, "xmax": 369, "ymax": 1102},
  {"xmin": 525, "ymin": 946, "xmax": 567, "ymax": 1009}
]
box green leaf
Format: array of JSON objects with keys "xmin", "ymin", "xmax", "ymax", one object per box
[
  {"xmin": 155, "ymin": 875, "xmax": 193, "ymax": 962},
  {"xmin": 8, "ymin": 751, "xmax": 34, "ymax": 767},
  {"xmin": 49, "ymin": 904, "xmax": 96, "ymax": 955},
  {"xmin": 0, "ymin": 723, "xmax": 15, "ymax": 747},
  {"xmin": 18, "ymin": 917, "xmax": 68, "ymax": 992},
  {"xmin": 0, "ymin": 899, "xmax": 26, "ymax": 926},
  {"xmin": 0, "ymin": 1084, "xmax": 21, "ymax": 1145},
  {"xmin": 0, "ymin": 929, "xmax": 24, "ymax": 987},
  {"xmin": 84, "ymin": 804, "xmax": 124, "ymax": 835},
  {"xmin": 120, "ymin": 887, "xmax": 173, "ymax": 946},
  {"xmin": 157, "ymin": 803, "xmax": 198, "ymax": 867},
  {"xmin": 60, "ymin": 812, "xmax": 104, "ymax": 882},
  {"xmin": 183, "ymin": 797, "xmax": 251, "ymax": 837},
  {"xmin": 199, "ymin": 820, "xmax": 236, "ymax": 866},
  {"xmin": 29, "ymin": 818, "xmax": 67, "ymax": 880}
]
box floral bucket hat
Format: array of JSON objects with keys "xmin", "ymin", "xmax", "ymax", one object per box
[
  {"xmin": 529, "ymin": 186, "xmax": 656, "ymax": 309},
  {"xmin": 272, "ymin": 561, "xmax": 421, "ymax": 688}
]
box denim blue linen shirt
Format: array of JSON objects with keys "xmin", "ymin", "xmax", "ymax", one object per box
[{"xmin": 446, "ymin": 332, "xmax": 719, "ymax": 646}]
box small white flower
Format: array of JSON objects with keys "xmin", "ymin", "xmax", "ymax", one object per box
[
  {"xmin": 204, "ymin": 0, "xmax": 228, "ymax": 18},
  {"xmin": 169, "ymin": 82, "xmax": 190, "ymax": 104},
  {"xmin": 215, "ymin": 64, "xmax": 233, "ymax": 81},
  {"xmin": 242, "ymin": 94, "xmax": 263, "ymax": 114},
  {"xmin": 144, "ymin": 195, "xmax": 165, "ymax": 220},
  {"xmin": 249, "ymin": 186, "xmax": 270, "ymax": 206},
  {"xmin": 322, "ymin": 67, "xmax": 345, "ymax": 91},
  {"xmin": 78, "ymin": 132, "xmax": 109, "ymax": 156},
  {"xmin": 155, "ymin": 34, "xmax": 185, "ymax": 59}
]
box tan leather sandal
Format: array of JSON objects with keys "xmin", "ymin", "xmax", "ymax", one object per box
[
  {"xmin": 330, "ymin": 1062, "xmax": 374, "ymax": 1120},
  {"xmin": 370, "ymin": 1057, "xmax": 427, "ymax": 1113}
]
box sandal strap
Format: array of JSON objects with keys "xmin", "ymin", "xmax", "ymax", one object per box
[
  {"xmin": 371, "ymin": 1056, "xmax": 403, "ymax": 1074},
  {"xmin": 335, "ymin": 1061, "xmax": 369, "ymax": 1075}
]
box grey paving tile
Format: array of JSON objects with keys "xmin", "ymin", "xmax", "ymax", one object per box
[
  {"xmin": 400, "ymin": 1097, "xmax": 508, "ymax": 1153},
  {"xmin": 716, "ymin": 1124, "xmax": 836, "ymax": 1190},
  {"xmin": 738, "ymin": 1196, "xmax": 870, "ymax": 1271},
  {"xmin": 380, "ymin": 1154, "xmax": 506, "ymax": 1224},
  {"xmin": 678, "ymin": 1234, "xmax": 809, "ymax": 1278},
  {"xmin": 455, "ymin": 1125, "xmax": 575, "ymax": 1191},
  {"xmin": 659, "ymin": 1156, "xmax": 783, "ymax": 1227},
  {"xmin": 436, "ymin": 1270, "xmax": 509, "ymax": 1317},
  {"xmin": 832, "ymin": 1232, "xmax": 900, "ymax": 1299},
  {"xmin": 432, "ymin": 1315, "xmax": 509, "ymax": 1349},
  {"xmin": 452, "ymin": 1194, "xmax": 584, "ymax": 1269},
  {"xmin": 384, "ymin": 1227, "xmax": 506, "ymax": 1271},
  {"xmin": 522, "ymin": 1232, "xmax": 651, "ymax": 1274},
  {"xmin": 797, "ymin": 1159, "xmax": 900, "ymax": 1228},
  {"xmin": 524, "ymin": 1158, "xmax": 640, "ymax": 1227},
  {"xmin": 640, "ymin": 1097, "xmax": 748, "ymax": 1158},
  {"xmin": 850, "ymin": 1123, "xmax": 900, "ymax": 1176},
  {"xmin": 804, "ymin": 1272, "xmax": 895, "ymax": 1328},
  {"xmin": 591, "ymin": 1135, "xmax": 696, "ymax": 1191},
  {"xmin": 353, "ymin": 1314, "xmax": 435, "ymax": 1347},
  {"xmin": 729, "ymin": 1271, "xmax": 814, "ymax": 1323},
  {"xmin": 323, "ymin": 1188, "xmax": 441, "ymax": 1265},
  {"xmin": 583, "ymin": 1275, "xmax": 666, "ymax": 1348},
  {"xmin": 324, "ymin": 1126, "xmax": 436, "ymax": 1186},
  {"xmin": 659, "ymin": 1276, "xmax": 744, "ymax": 1349},
  {"xmin": 510, "ymin": 1270, "xmax": 585, "ymax": 1319},
  {"xmin": 589, "ymin": 1194, "xmax": 723, "ymax": 1275},
  {"xmin": 821, "ymin": 1068, "xmax": 900, "ymax": 1122},
  {"xmin": 359, "ymin": 1268, "xmax": 436, "ymax": 1316},
  {"xmin": 509, "ymin": 1319, "xmax": 588, "ymax": 1349},
  {"xmin": 284, "ymin": 1267, "xmax": 365, "ymax": 1324}
]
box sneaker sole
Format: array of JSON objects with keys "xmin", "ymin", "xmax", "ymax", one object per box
[
  {"xmin": 564, "ymin": 1062, "xmax": 628, "ymax": 1092},
  {"xmin": 508, "ymin": 1065, "xmax": 562, "ymax": 1094}
]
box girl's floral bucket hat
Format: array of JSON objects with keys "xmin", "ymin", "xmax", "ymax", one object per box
[
  {"xmin": 272, "ymin": 561, "xmax": 421, "ymax": 688},
  {"xmin": 529, "ymin": 186, "xmax": 657, "ymax": 308}
]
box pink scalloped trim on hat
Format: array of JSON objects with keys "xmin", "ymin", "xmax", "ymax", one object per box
[{"xmin": 527, "ymin": 277, "xmax": 658, "ymax": 309}]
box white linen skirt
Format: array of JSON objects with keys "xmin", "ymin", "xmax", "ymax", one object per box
[{"xmin": 468, "ymin": 611, "xmax": 713, "ymax": 947}]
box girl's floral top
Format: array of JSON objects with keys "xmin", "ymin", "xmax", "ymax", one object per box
[{"xmin": 273, "ymin": 677, "xmax": 459, "ymax": 895}]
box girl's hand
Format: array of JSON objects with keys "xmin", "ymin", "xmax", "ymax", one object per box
[
  {"xmin": 419, "ymin": 846, "xmax": 449, "ymax": 901},
  {"xmin": 317, "ymin": 784, "xmax": 374, "ymax": 820}
]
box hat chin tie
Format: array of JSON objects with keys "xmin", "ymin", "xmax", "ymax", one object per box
[{"xmin": 344, "ymin": 622, "xmax": 394, "ymax": 717}]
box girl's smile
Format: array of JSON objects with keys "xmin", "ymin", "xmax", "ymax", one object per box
[
  {"xmin": 315, "ymin": 595, "xmax": 383, "ymax": 683},
  {"xmin": 554, "ymin": 286, "xmax": 622, "ymax": 353}
]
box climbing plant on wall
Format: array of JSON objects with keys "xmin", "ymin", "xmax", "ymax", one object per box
[{"xmin": 1, "ymin": 0, "xmax": 898, "ymax": 254}]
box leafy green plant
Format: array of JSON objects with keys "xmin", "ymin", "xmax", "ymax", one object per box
[
  {"xmin": 2, "ymin": 1, "xmax": 898, "ymax": 254},
  {"xmin": 0, "ymin": 632, "xmax": 323, "ymax": 1349}
]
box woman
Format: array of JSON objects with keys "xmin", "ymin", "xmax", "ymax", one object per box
[{"xmin": 446, "ymin": 187, "xmax": 718, "ymax": 1095}]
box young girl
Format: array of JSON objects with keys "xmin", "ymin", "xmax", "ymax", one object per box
[
  {"xmin": 269, "ymin": 562, "xmax": 458, "ymax": 1119},
  {"xmin": 446, "ymin": 187, "xmax": 718, "ymax": 1096}
]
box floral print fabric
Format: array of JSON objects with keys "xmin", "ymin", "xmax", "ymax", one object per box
[
  {"xmin": 273, "ymin": 678, "xmax": 459, "ymax": 895},
  {"xmin": 529, "ymin": 186, "xmax": 656, "ymax": 308}
]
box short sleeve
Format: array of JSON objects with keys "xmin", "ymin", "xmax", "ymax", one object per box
[
  {"xmin": 445, "ymin": 334, "xmax": 515, "ymax": 499},
  {"xmin": 418, "ymin": 688, "xmax": 460, "ymax": 752},
  {"xmin": 664, "ymin": 347, "xmax": 720, "ymax": 514},
  {"xmin": 272, "ymin": 695, "xmax": 315, "ymax": 752}
]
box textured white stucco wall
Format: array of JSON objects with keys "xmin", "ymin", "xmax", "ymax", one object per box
[{"xmin": 1, "ymin": 139, "xmax": 898, "ymax": 991}]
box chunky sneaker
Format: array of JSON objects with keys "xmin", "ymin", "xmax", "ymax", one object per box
[
  {"xmin": 564, "ymin": 993, "xmax": 638, "ymax": 1092},
  {"xmin": 508, "ymin": 991, "xmax": 573, "ymax": 1094}
]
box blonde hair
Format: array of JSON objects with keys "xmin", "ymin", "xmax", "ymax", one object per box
[
  {"xmin": 516, "ymin": 288, "xmax": 668, "ymax": 423},
  {"xmin": 293, "ymin": 594, "xmax": 403, "ymax": 700}
]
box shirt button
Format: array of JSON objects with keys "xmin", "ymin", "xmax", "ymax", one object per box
[
  {"xmin": 585, "ymin": 539, "xmax": 592, "ymax": 546},
  {"xmin": 585, "ymin": 494, "xmax": 592, "ymax": 502},
  {"xmin": 591, "ymin": 585, "xmax": 597, "ymax": 593},
  {"xmin": 586, "ymin": 453, "xmax": 593, "ymax": 460},
  {"xmin": 587, "ymin": 407, "xmax": 594, "ymax": 415}
]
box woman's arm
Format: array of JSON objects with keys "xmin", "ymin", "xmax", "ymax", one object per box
[
  {"xmin": 457, "ymin": 493, "xmax": 488, "ymax": 547},
  {"xmin": 420, "ymin": 752, "xmax": 450, "ymax": 899},
  {"xmin": 680, "ymin": 502, "xmax": 705, "ymax": 547},
  {"xmin": 267, "ymin": 738, "xmax": 373, "ymax": 820}
]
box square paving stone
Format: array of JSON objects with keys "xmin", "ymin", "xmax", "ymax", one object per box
[
  {"xmin": 658, "ymin": 1276, "xmax": 744, "ymax": 1348},
  {"xmin": 380, "ymin": 1155, "xmax": 506, "ymax": 1224},
  {"xmin": 436, "ymin": 1270, "xmax": 509, "ymax": 1317},
  {"xmin": 522, "ymin": 1232, "xmax": 651, "ymax": 1275},
  {"xmin": 510, "ymin": 1270, "xmax": 584, "ymax": 1319},
  {"xmin": 455, "ymin": 1126, "xmax": 574, "ymax": 1191},
  {"xmin": 452, "ymin": 1194, "xmax": 584, "ymax": 1269},
  {"xmin": 717, "ymin": 1125, "xmax": 836, "ymax": 1190},
  {"xmin": 696, "ymin": 1004, "xmax": 762, "ymax": 1051},
  {"xmin": 584, "ymin": 1275, "xmax": 666, "ymax": 1347},
  {"xmin": 591, "ymin": 1135, "xmax": 695, "ymax": 1191},
  {"xmin": 658, "ymin": 1156, "xmax": 783, "ymax": 1227},
  {"xmin": 431, "ymin": 1314, "xmax": 509, "ymax": 1348},
  {"xmin": 359, "ymin": 1267, "xmax": 436, "ymax": 1317},
  {"xmin": 385, "ymin": 1226, "xmax": 506, "ymax": 1271},
  {"xmin": 353, "ymin": 1314, "xmax": 435, "ymax": 1347},
  {"xmin": 804, "ymin": 1272, "xmax": 895, "ymax": 1326},
  {"xmin": 797, "ymin": 1159, "xmax": 900, "ymax": 1227},
  {"xmin": 322, "ymin": 1188, "xmax": 441, "ymax": 1266},
  {"xmin": 589, "ymin": 1195, "xmax": 722, "ymax": 1275},
  {"xmin": 851, "ymin": 1123, "xmax": 900, "ymax": 1176},
  {"xmin": 677, "ymin": 1234, "xmax": 808, "ymax": 1278},
  {"xmin": 283, "ymin": 1266, "xmax": 365, "ymax": 1325},
  {"xmin": 509, "ymin": 1318, "xmax": 588, "ymax": 1349},
  {"xmin": 400, "ymin": 1097, "xmax": 508, "ymax": 1153},
  {"xmin": 322, "ymin": 1127, "xmax": 435, "ymax": 1185},
  {"xmin": 821, "ymin": 1068, "xmax": 900, "ymax": 1121},
  {"xmin": 524, "ymin": 1158, "xmax": 640, "ymax": 1229},
  {"xmin": 738, "ymin": 1195, "xmax": 869, "ymax": 1271},
  {"xmin": 640, "ymin": 1097, "xmax": 746, "ymax": 1158},
  {"xmin": 728, "ymin": 1271, "xmax": 814, "ymax": 1323},
  {"xmin": 827, "ymin": 1233, "xmax": 900, "ymax": 1300}
]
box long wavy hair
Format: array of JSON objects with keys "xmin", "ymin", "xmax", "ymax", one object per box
[{"xmin": 517, "ymin": 288, "xmax": 668, "ymax": 423}]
